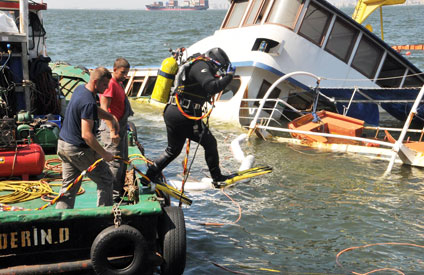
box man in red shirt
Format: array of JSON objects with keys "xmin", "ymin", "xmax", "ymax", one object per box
[{"xmin": 99, "ymin": 58, "xmax": 133, "ymax": 204}]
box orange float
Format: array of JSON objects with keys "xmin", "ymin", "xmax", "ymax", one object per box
[{"xmin": 392, "ymin": 44, "xmax": 424, "ymax": 51}]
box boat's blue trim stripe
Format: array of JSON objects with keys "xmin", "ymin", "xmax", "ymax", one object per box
[
  {"xmin": 319, "ymin": 87, "xmax": 421, "ymax": 100},
  {"xmin": 232, "ymin": 61, "xmax": 312, "ymax": 91}
]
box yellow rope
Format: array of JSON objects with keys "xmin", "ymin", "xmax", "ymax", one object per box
[
  {"xmin": 0, "ymin": 154, "xmax": 192, "ymax": 211},
  {"xmin": 0, "ymin": 180, "xmax": 54, "ymax": 204}
]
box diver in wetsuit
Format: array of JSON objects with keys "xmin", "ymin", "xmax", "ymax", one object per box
[{"xmin": 146, "ymin": 47, "xmax": 236, "ymax": 186}]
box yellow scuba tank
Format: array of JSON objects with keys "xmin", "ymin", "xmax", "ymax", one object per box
[{"xmin": 151, "ymin": 56, "xmax": 179, "ymax": 104}]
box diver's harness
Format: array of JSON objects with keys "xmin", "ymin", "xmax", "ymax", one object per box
[
  {"xmin": 167, "ymin": 55, "xmax": 221, "ymax": 202},
  {"xmin": 168, "ymin": 95, "xmax": 203, "ymax": 110},
  {"xmin": 168, "ymin": 55, "xmax": 221, "ymax": 120}
]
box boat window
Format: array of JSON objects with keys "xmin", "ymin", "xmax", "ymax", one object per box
[
  {"xmin": 376, "ymin": 54, "xmax": 405, "ymax": 88},
  {"xmin": 351, "ymin": 35, "xmax": 383, "ymax": 79},
  {"xmin": 144, "ymin": 77, "xmax": 157, "ymax": 96},
  {"xmin": 244, "ymin": 0, "xmax": 271, "ymax": 26},
  {"xmin": 125, "ymin": 76, "xmax": 145, "ymax": 97},
  {"xmin": 256, "ymin": 0, "xmax": 271, "ymax": 24},
  {"xmin": 223, "ymin": 0, "xmax": 250, "ymax": 29},
  {"xmin": 298, "ymin": 2, "xmax": 331, "ymax": 46},
  {"xmin": 324, "ymin": 17, "xmax": 358, "ymax": 63},
  {"xmin": 266, "ymin": 0, "xmax": 302, "ymax": 29},
  {"xmin": 217, "ymin": 77, "xmax": 241, "ymax": 100},
  {"xmin": 254, "ymin": 80, "xmax": 281, "ymax": 111},
  {"xmin": 403, "ymin": 71, "xmax": 424, "ymax": 88},
  {"xmin": 244, "ymin": 0, "xmax": 262, "ymax": 25}
]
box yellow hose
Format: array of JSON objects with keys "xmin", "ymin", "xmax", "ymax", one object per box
[{"xmin": 0, "ymin": 180, "xmax": 54, "ymax": 204}]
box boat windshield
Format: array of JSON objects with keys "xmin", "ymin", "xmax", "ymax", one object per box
[
  {"xmin": 222, "ymin": 0, "xmax": 249, "ymax": 28},
  {"xmin": 266, "ymin": 0, "xmax": 302, "ymax": 29},
  {"xmin": 223, "ymin": 0, "xmax": 303, "ymax": 29}
]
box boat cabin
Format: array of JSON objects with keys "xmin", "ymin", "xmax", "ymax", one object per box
[
  {"xmin": 221, "ymin": 0, "xmax": 423, "ymax": 88},
  {"xmin": 175, "ymin": 0, "xmax": 424, "ymax": 128}
]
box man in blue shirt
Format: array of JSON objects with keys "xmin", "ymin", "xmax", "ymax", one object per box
[{"xmin": 56, "ymin": 67, "xmax": 119, "ymax": 209}]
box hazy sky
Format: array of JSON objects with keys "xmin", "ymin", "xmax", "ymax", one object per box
[
  {"xmin": 44, "ymin": 0, "xmax": 147, "ymax": 9},
  {"xmin": 44, "ymin": 0, "xmax": 230, "ymax": 9}
]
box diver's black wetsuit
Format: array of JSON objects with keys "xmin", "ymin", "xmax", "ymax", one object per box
[{"xmin": 147, "ymin": 58, "xmax": 233, "ymax": 181}]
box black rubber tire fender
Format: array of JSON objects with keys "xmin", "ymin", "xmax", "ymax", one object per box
[
  {"xmin": 159, "ymin": 206, "xmax": 186, "ymax": 275},
  {"xmin": 90, "ymin": 225, "xmax": 146, "ymax": 275}
]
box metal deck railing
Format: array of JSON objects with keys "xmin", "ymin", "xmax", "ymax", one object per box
[{"xmin": 244, "ymin": 71, "xmax": 424, "ymax": 173}]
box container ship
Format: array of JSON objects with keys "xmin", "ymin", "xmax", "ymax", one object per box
[{"xmin": 145, "ymin": 0, "xmax": 208, "ymax": 10}]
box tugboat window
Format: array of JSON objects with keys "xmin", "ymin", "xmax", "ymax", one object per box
[
  {"xmin": 266, "ymin": 0, "xmax": 302, "ymax": 29},
  {"xmin": 351, "ymin": 35, "xmax": 383, "ymax": 79},
  {"xmin": 376, "ymin": 54, "xmax": 406, "ymax": 88},
  {"xmin": 223, "ymin": 0, "xmax": 249, "ymax": 29},
  {"xmin": 298, "ymin": 2, "xmax": 331, "ymax": 46},
  {"xmin": 325, "ymin": 18, "xmax": 358, "ymax": 63}
]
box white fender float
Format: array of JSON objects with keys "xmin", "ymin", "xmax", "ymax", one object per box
[{"xmin": 167, "ymin": 134, "xmax": 255, "ymax": 191}]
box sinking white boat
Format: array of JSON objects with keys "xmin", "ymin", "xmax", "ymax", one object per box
[
  {"xmin": 124, "ymin": 0, "xmax": 424, "ymax": 130},
  {"xmin": 246, "ymin": 70, "xmax": 424, "ymax": 172}
]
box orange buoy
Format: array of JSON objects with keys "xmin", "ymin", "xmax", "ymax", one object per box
[{"xmin": 392, "ymin": 44, "xmax": 424, "ymax": 51}]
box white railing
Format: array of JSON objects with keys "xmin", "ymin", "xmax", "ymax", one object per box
[
  {"xmin": 385, "ymin": 84, "xmax": 424, "ymax": 173},
  {"xmin": 248, "ymin": 71, "xmax": 321, "ymax": 131},
  {"xmin": 239, "ymin": 97, "xmax": 301, "ymax": 127},
  {"xmin": 245, "ymin": 71, "xmax": 424, "ymax": 173}
]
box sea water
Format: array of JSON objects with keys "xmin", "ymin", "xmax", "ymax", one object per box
[{"xmin": 44, "ymin": 6, "xmax": 424, "ymax": 274}]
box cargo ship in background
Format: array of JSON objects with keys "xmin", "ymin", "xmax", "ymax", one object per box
[{"xmin": 145, "ymin": 0, "xmax": 208, "ymax": 10}]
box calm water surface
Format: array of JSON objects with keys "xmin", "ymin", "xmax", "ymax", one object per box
[{"xmin": 43, "ymin": 6, "xmax": 424, "ymax": 274}]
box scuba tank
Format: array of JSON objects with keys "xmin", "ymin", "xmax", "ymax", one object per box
[{"xmin": 151, "ymin": 56, "xmax": 179, "ymax": 104}]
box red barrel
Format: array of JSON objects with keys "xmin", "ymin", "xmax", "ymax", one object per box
[{"xmin": 0, "ymin": 144, "xmax": 45, "ymax": 179}]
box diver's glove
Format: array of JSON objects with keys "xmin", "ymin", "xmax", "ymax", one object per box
[{"xmin": 227, "ymin": 63, "xmax": 236, "ymax": 75}]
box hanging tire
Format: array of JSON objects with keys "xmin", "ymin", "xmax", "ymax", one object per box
[
  {"xmin": 90, "ymin": 225, "xmax": 146, "ymax": 275},
  {"xmin": 159, "ymin": 206, "xmax": 186, "ymax": 275}
]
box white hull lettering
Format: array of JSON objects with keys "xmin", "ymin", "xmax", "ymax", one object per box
[
  {"xmin": 33, "ymin": 227, "xmax": 38, "ymax": 246},
  {"xmin": 41, "ymin": 229, "xmax": 52, "ymax": 245},
  {"xmin": 0, "ymin": 227, "xmax": 70, "ymax": 250}
]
